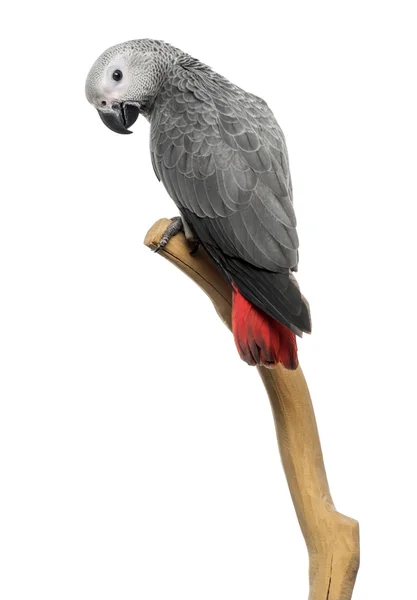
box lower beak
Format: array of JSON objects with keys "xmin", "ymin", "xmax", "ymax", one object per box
[{"xmin": 97, "ymin": 103, "xmax": 140, "ymax": 135}]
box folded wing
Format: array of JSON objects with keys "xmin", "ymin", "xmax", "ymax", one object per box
[{"xmin": 150, "ymin": 57, "xmax": 311, "ymax": 335}]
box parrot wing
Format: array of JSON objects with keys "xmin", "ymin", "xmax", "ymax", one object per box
[{"xmin": 150, "ymin": 57, "xmax": 310, "ymax": 335}]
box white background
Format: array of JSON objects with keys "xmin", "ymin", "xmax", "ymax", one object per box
[{"xmin": 1, "ymin": 1, "xmax": 416, "ymax": 598}]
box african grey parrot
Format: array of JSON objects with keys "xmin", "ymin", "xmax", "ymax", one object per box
[{"xmin": 85, "ymin": 39, "xmax": 311, "ymax": 369}]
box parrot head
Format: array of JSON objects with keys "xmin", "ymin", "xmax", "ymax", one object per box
[{"xmin": 85, "ymin": 40, "xmax": 180, "ymax": 134}]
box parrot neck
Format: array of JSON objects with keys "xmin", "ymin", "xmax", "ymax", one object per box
[{"xmin": 133, "ymin": 42, "xmax": 183, "ymax": 114}]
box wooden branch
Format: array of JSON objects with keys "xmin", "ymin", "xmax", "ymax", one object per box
[{"xmin": 144, "ymin": 218, "xmax": 360, "ymax": 600}]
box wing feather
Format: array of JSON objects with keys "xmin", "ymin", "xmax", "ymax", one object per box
[{"xmin": 150, "ymin": 58, "xmax": 299, "ymax": 275}]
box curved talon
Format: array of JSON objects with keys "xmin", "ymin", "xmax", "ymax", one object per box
[
  {"xmin": 189, "ymin": 241, "xmax": 200, "ymax": 255},
  {"xmin": 154, "ymin": 241, "xmax": 165, "ymax": 253}
]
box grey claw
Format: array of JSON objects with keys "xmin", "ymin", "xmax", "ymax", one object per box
[
  {"xmin": 189, "ymin": 242, "xmax": 200, "ymax": 255},
  {"xmin": 154, "ymin": 236, "xmax": 169, "ymax": 253}
]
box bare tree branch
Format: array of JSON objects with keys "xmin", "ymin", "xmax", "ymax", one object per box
[{"xmin": 144, "ymin": 218, "xmax": 360, "ymax": 599}]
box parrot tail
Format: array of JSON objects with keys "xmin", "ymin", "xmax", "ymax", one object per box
[{"xmin": 231, "ymin": 286, "xmax": 298, "ymax": 370}]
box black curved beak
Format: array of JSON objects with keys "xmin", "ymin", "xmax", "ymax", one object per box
[{"xmin": 97, "ymin": 103, "xmax": 140, "ymax": 135}]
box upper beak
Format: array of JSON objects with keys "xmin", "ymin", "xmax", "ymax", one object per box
[{"xmin": 97, "ymin": 103, "xmax": 140, "ymax": 135}]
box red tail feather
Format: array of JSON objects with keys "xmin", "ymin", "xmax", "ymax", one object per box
[{"xmin": 231, "ymin": 286, "xmax": 298, "ymax": 369}]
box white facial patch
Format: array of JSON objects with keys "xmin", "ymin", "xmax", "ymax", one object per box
[{"xmin": 101, "ymin": 57, "xmax": 131, "ymax": 103}]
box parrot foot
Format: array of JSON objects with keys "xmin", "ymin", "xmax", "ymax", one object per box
[
  {"xmin": 154, "ymin": 216, "xmax": 200, "ymax": 255},
  {"xmin": 154, "ymin": 217, "xmax": 184, "ymax": 253}
]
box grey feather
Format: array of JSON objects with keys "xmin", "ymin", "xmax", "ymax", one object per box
[{"xmin": 150, "ymin": 57, "xmax": 298, "ymax": 273}]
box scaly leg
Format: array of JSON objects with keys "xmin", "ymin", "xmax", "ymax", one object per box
[
  {"xmin": 153, "ymin": 217, "xmax": 184, "ymax": 253},
  {"xmin": 154, "ymin": 216, "xmax": 200, "ymax": 255},
  {"xmin": 182, "ymin": 218, "xmax": 200, "ymax": 255}
]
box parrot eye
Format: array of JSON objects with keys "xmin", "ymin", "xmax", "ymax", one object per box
[{"xmin": 112, "ymin": 69, "xmax": 123, "ymax": 82}]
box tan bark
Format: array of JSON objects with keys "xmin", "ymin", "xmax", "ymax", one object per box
[{"xmin": 144, "ymin": 218, "xmax": 360, "ymax": 599}]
